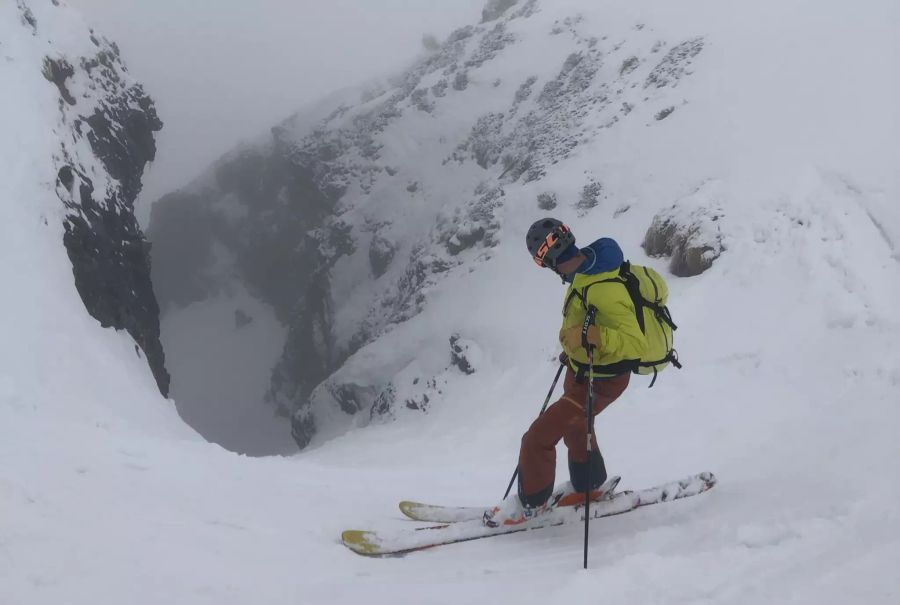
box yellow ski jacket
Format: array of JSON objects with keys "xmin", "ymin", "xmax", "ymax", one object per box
[{"xmin": 560, "ymin": 269, "xmax": 649, "ymax": 377}]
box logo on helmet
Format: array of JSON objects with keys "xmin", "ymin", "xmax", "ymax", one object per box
[{"xmin": 526, "ymin": 218, "xmax": 576, "ymax": 269}]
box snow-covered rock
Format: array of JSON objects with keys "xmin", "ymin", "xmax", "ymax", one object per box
[
  {"xmin": 5, "ymin": 0, "xmax": 167, "ymax": 395},
  {"xmin": 642, "ymin": 180, "xmax": 724, "ymax": 277}
]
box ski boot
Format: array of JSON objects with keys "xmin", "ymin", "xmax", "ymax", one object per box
[
  {"xmin": 482, "ymin": 496, "xmax": 549, "ymax": 527},
  {"xmin": 551, "ymin": 475, "xmax": 621, "ymax": 508}
]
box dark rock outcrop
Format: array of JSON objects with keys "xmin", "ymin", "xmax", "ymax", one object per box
[
  {"xmin": 481, "ymin": 0, "xmax": 518, "ymax": 23},
  {"xmin": 645, "ymin": 37, "xmax": 704, "ymax": 89},
  {"xmin": 449, "ymin": 334, "xmax": 476, "ymax": 375},
  {"xmin": 41, "ymin": 57, "xmax": 76, "ymax": 105},
  {"xmin": 61, "ymin": 173, "xmax": 169, "ymax": 395},
  {"xmin": 42, "ymin": 6, "xmax": 169, "ymax": 396}
]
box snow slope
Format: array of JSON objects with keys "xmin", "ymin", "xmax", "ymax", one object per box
[{"xmin": 3, "ymin": 1, "xmax": 900, "ymax": 604}]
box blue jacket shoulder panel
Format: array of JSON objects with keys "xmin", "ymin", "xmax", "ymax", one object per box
[{"xmin": 577, "ymin": 238, "xmax": 624, "ymax": 275}]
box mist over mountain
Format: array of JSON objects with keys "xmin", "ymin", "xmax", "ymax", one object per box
[
  {"xmin": 148, "ymin": 0, "xmax": 898, "ymax": 456},
  {"xmin": 148, "ymin": 0, "xmax": 718, "ymax": 452},
  {"xmin": 66, "ymin": 0, "xmax": 489, "ymax": 218}
]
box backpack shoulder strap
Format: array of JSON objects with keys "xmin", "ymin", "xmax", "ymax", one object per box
[
  {"xmin": 567, "ymin": 262, "xmax": 646, "ymax": 333},
  {"xmin": 614, "ymin": 262, "xmax": 646, "ymax": 333}
]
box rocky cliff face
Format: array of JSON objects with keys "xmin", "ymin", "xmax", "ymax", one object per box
[
  {"xmin": 14, "ymin": 0, "xmax": 169, "ymax": 395},
  {"xmin": 149, "ymin": 0, "xmax": 709, "ymax": 449}
]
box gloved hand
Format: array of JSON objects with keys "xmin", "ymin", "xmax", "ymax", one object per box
[{"xmin": 559, "ymin": 324, "xmax": 602, "ymax": 353}]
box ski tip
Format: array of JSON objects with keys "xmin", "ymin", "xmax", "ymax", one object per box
[
  {"xmin": 341, "ymin": 530, "xmax": 382, "ymax": 556},
  {"xmin": 607, "ymin": 475, "xmax": 622, "ymax": 493},
  {"xmin": 398, "ymin": 500, "xmax": 423, "ymax": 520}
]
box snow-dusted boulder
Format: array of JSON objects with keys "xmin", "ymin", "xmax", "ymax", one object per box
[{"xmin": 642, "ymin": 181, "xmax": 724, "ymax": 277}]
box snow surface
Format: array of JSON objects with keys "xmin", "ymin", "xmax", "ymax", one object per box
[{"xmin": 2, "ymin": 0, "xmax": 900, "ymax": 604}]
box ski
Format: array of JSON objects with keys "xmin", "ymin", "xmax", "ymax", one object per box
[
  {"xmin": 399, "ymin": 475, "xmax": 622, "ymax": 523},
  {"xmin": 342, "ymin": 471, "xmax": 715, "ymax": 556}
]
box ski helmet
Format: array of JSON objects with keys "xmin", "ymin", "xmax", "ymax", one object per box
[{"xmin": 526, "ymin": 218, "xmax": 576, "ymax": 268}]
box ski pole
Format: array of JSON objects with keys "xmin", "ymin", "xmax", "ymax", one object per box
[
  {"xmin": 502, "ymin": 361, "xmax": 566, "ymax": 500},
  {"xmin": 582, "ymin": 306, "xmax": 598, "ymax": 570}
]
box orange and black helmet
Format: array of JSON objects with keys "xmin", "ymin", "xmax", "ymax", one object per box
[{"xmin": 526, "ymin": 218, "xmax": 576, "ymax": 269}]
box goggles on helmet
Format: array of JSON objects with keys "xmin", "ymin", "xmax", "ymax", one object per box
[{"xmin": 532, "ymin": 223, "xmax": 575, "ymax": 268}]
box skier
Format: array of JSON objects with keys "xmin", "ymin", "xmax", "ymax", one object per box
[
  {"xmin": 483, "ymin": 218, "xmax": 650, "ymax": 527},
  {"xmin": 341, "ymin": 218, "xmax": 697, "ymax": 555}
]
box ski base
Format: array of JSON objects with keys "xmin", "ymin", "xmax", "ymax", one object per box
[{"xmin": 342, "ymin": 471, "xmax": 716, "ymax": 556}]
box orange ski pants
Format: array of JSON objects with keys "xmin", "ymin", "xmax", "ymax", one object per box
[{"xmin": 518, "ymin": 368, "xmax": 630, "ymax": 506}]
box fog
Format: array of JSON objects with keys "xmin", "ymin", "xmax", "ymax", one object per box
[{"xmin": 67, "ymin": 0, "xmax": 487, "ymax": 222}]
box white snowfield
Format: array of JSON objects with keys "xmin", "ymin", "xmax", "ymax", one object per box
[{"xmin": 2, "ymin": 1, "xmax": 899, "ymax": 604}]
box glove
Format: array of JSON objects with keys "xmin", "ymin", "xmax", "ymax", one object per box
[{"xmin": 559, "ymin": 324, "xmax": 602, "ymax": 353}]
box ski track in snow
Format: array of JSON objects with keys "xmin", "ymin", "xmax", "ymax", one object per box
[{"xmin": 2, "ymin": 0, "xmax": 900, "ymax": 604}]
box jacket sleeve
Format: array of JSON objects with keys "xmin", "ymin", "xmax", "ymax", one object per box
[{"xmin": 589, "ymin": 284, "xmax": 649, "ymax": 362}]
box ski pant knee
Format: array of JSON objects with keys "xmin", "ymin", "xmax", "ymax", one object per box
[{"xmin": 568, "ymin": 450, "xmax": 606, "ymax": 493}]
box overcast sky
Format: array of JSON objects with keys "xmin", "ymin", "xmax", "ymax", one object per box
[{"xmin": 67, "ymin": 0, "xmax": 487, "ymax": 221}]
